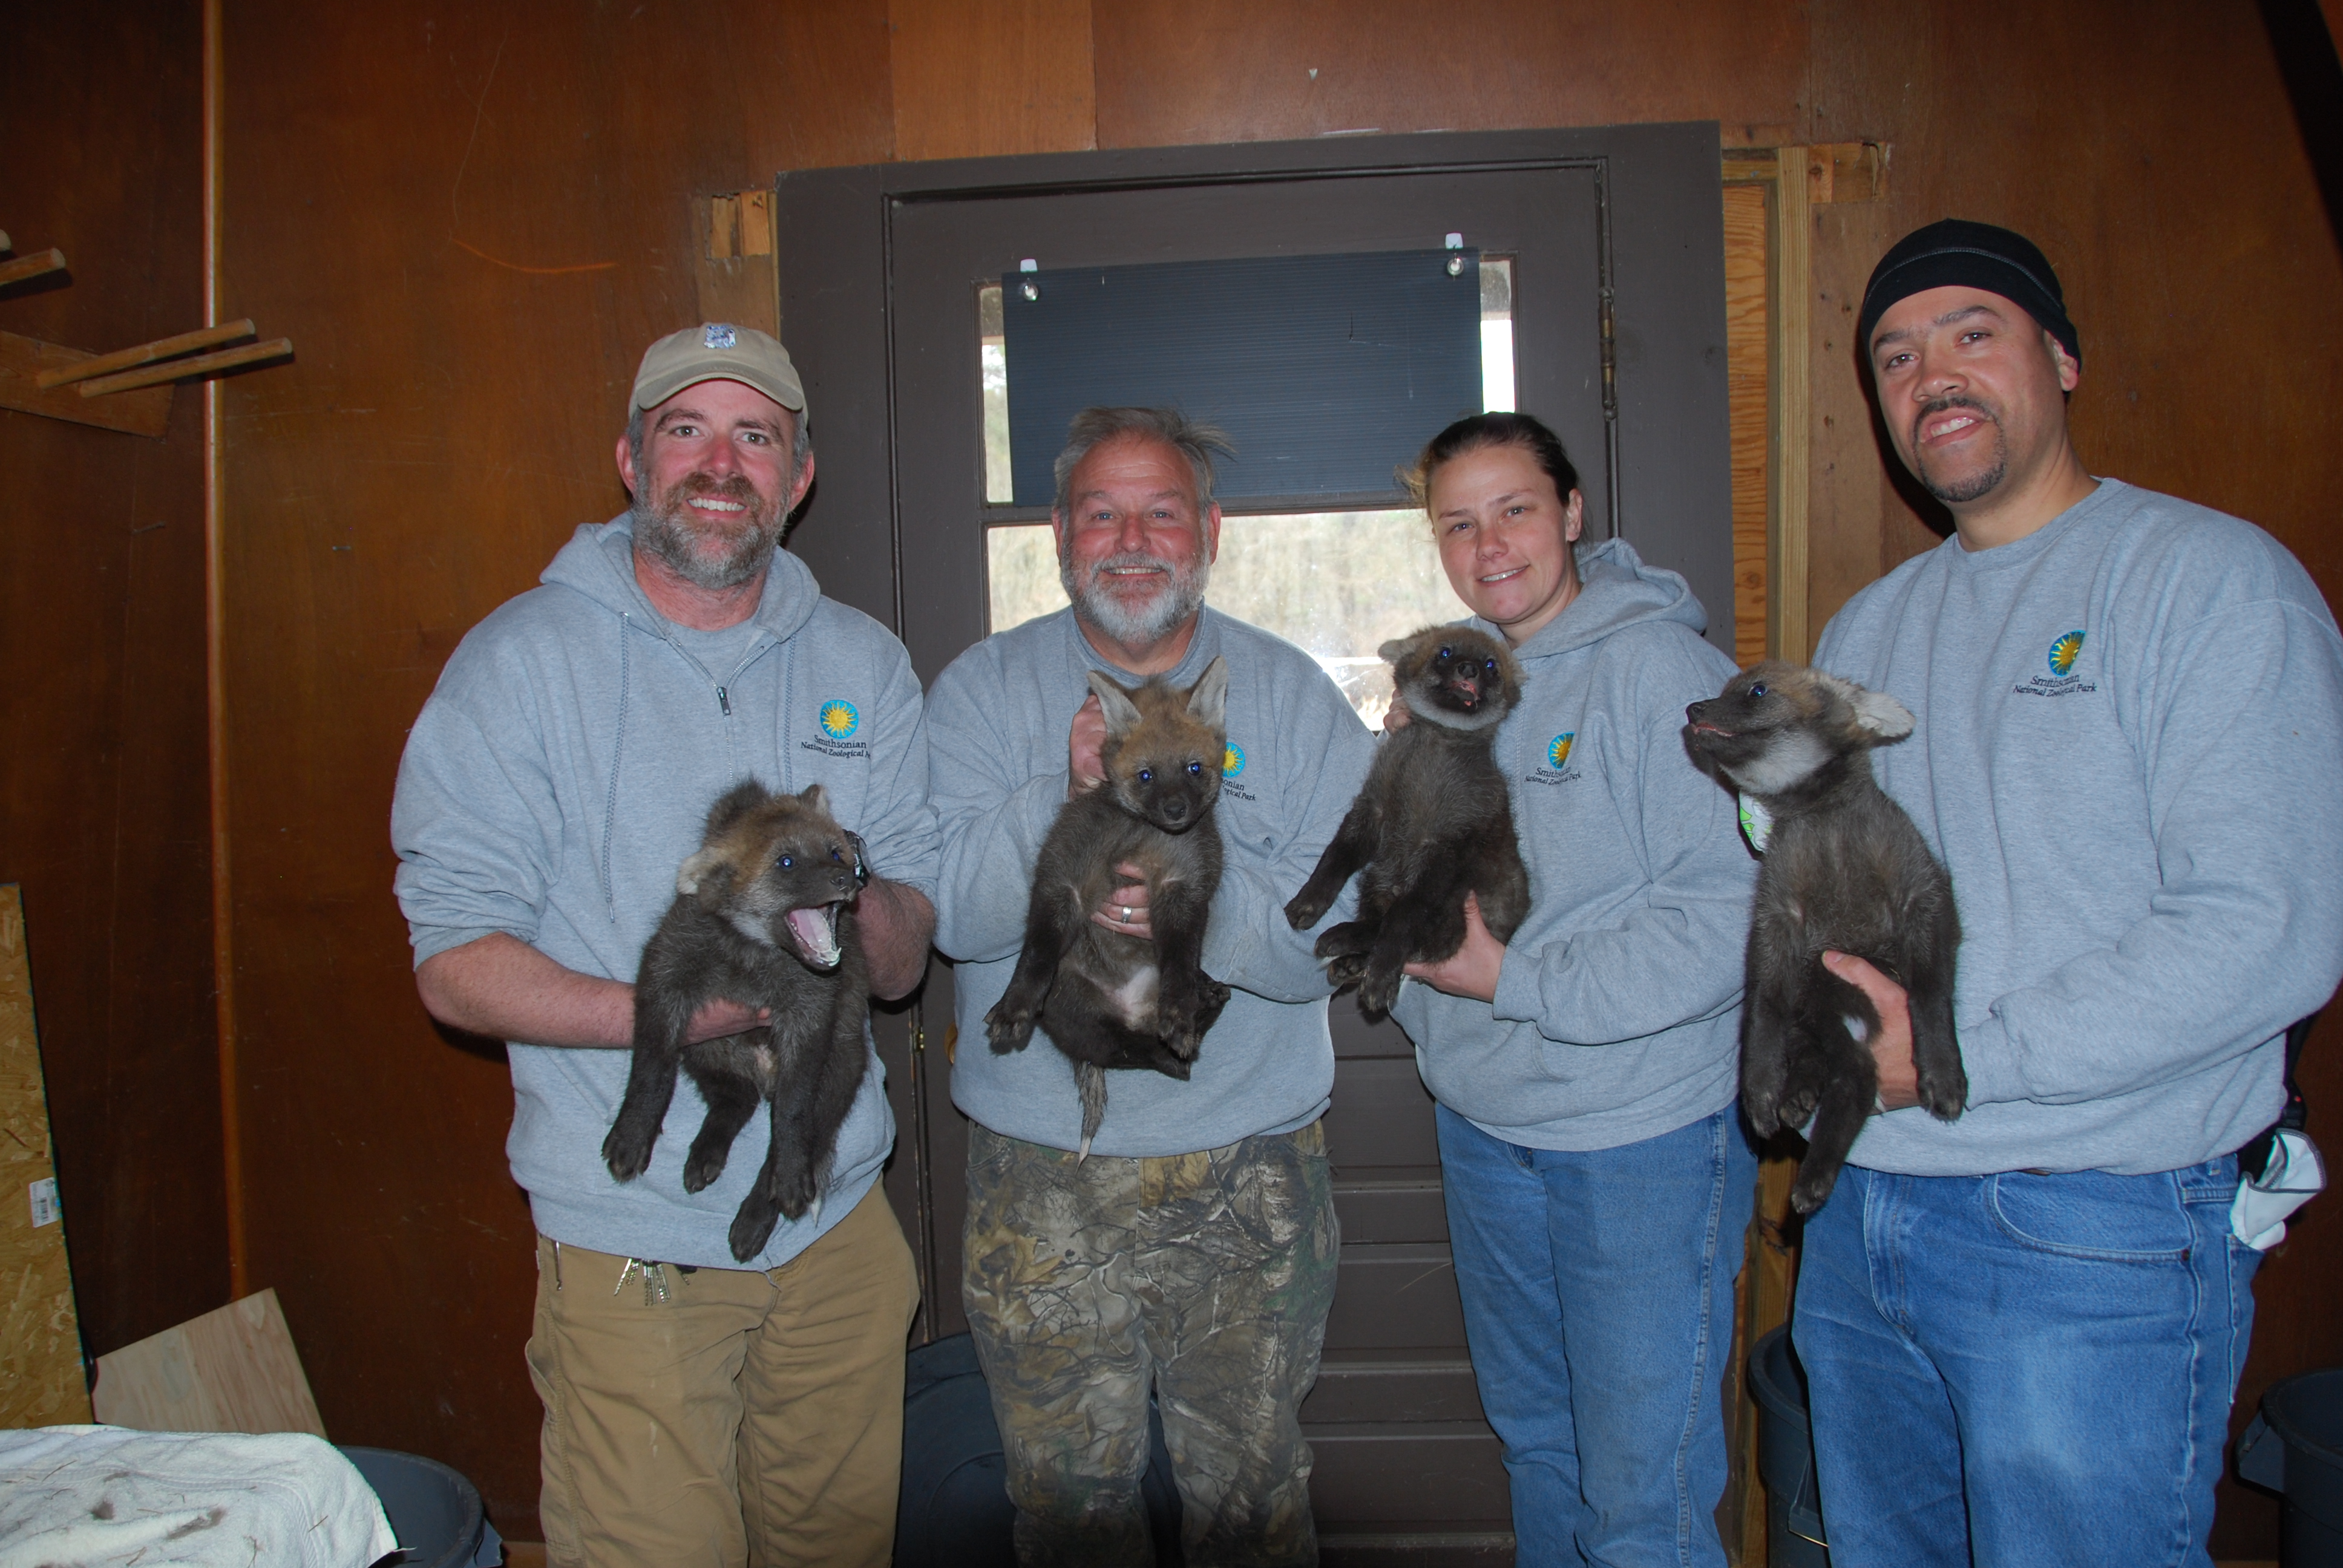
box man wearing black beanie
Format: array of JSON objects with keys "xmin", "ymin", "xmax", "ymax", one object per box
[{"xmin": 1790, "ymin": 220, "xmax": 2343, "ymax": 1567}]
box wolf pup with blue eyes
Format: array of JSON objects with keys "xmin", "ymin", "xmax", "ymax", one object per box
[
  {"xmin": 1682, "ymin": 661, "xmax": 1965, "ymax": 1215},
  {"xmin": 1284, "ymin": 626, "xmax": 1530, "ymax": 1020},
  {"xmin": 986, "ymin": 657, "xmax": 1233, "ymax": 1158},
  {"xmin": 603, "ymin": 780, "xmax": 871, "ymax": 1261}
]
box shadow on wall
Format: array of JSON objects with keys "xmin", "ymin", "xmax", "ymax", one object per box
[{"xmin": 2258, "ymin": 0, "xmax": 2343, "ymax": 252}]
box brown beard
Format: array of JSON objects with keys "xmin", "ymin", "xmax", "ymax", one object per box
[{"xmin": 632, "ymin": 472, "xmax": 784, "ymax": 590}]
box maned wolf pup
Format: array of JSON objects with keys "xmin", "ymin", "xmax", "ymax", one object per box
[
  {"xmin": 1283, "ymin": 626, "xmax": 1531, "ymax": 1020},
  {"xmin": 986, "ymin": 657, "xmax": 1233, "ymax": 1158},
  {"xmin": 603, "ymin": 780, "xmax": 871, "ymax": 1261},
  {"xmin": 1681, "ymin": 661, "xmax": 1965, "ymax": 1215}
]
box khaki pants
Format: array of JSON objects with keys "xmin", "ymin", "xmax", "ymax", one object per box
[
  {"xmin": 963, "ymin": 1120, "xmax": 1339, "ymax": 1568},
  {"xmin": 527, "ymin": 1184, "xmax": 919, "ymax": 1568}
]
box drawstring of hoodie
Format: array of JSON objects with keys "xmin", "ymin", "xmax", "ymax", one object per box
[{"xmin": 600, "ymin": 614, "xmax": 634, "ymax": 921}]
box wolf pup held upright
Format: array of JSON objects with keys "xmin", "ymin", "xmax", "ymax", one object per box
[
  {"xmin": 1284, "ymin": 625, "xmax": 1530, "ymax": 1019},
  {"xmin": 986, "ymin": 657, "xmax": 1233, "ymax": 1158},
  {"xmin": 603, "ymin": 780, "xmax": 874, "ymax": 1260},
  {"xmin": 1682, "ymin": 661, "xmax": 1964, "ymax": 1214}
]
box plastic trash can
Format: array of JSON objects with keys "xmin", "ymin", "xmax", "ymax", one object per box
[
  {"xmin": 339, "ymin": 1445, "xmax": 503, "ymax": 1568},
  {"xmin": 2237, "ymin": 1367, "xmax": 2343, "ymax": 1567},
  {"xmin": 896, "ymin": 1331, "xmax": 1181, "ymax": 1567},
  {"xmin": 1748, "ymin": 1325, "xmax": 1831, "ymax": 1567}
]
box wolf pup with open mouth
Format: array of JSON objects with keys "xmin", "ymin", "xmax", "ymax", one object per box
[{"xmin": 603, "ymin": 780, "xmax": 871, "ymax": 1261}]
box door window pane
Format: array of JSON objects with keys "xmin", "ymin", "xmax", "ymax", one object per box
[{"xmin": 986, "ymin": 510, "xmax": 1469, "ymax": 728}]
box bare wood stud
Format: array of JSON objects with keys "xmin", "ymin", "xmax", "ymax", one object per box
[
  {"xmin": 0, "ymin": 249, "xmax": 68, "ymax": 289},
  {"xmin": 80, "ymin": 336, "xmax": 292, "ymax": 397},
  {"xmin": 36, "ymin": 319, "xmax": 258, "ymax": 388}
]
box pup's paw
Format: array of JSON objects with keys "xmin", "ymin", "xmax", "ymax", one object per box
[
  {"xmin": 1325, "ymin": 952, "xmax": 1369, "ymax": 989},
  {"xmin": 985, "ymin": 997, "xmax": 1037, "ymax": 1053},
  {"xmin": 727, "ymin": 1192, "xmax": 782, "ymax": 1263},
  {"xmin": 1283, "ymin": 887, "xmax": 1333, "ymax": 930},
  {"xmin": 681, "ymin": 1139, "xmax": 731, "ymax": 1195},
  {"xmin": 1356, "ymin": 964, "xmax": 1403, "ymax": 1021},
  {"xmin": 1916, "ymin": 1062, "xmax": 1968, "ymax": 1122},
  {"xmin": 1313, "ymin": 921, "xmax": 1368, "ymax": 960},
  {"xmin": 602, "ymin": 1122, "xmax": 657, "ymax": 1184},
  {"xmin": 1789, "ymin": 1160, "xmax": 1842, "ymax": 1217}
]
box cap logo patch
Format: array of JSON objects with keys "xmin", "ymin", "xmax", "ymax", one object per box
[{"xmin": 704, "ymin": 324, "xmax": 738, "ymax": 350}]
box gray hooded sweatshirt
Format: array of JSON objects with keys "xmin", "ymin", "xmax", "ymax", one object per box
[
  {"xmin": 1394, "ymin": 538, "xmax": 1756, "ymax": 1151},
  {"xmin": 1815, "ymin": 479, "xmax": 2343, "ymax": 1177},
  {"xmin": 929, "ymin": 606, "xmax": 1376, "ymax": 1157},
  {"xmin": 391, "ymin": 515, "xmax": 939, "ymax": 1270}
]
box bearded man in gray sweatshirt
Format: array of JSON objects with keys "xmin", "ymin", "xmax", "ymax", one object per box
[
  {"xmin": 928, "ymin": 407, "xmax": 1374, "ymax": 1567},
  {"xmin": 392, "ymin": 326, "xmax": 937, "ymax": 1568},
  {"xmin": 1794, "ymin": 221, "xmax": 2343, "ymax": 1568}
]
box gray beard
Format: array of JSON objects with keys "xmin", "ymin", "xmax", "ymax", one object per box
[
  {"xmin": 1062, "ymin": 547, "xmax": 1211, "ymax": 649},
  {"xmin": 1913, "ymin": 397, "xmax": 2007, "ymax": 506},
  {"xmin": 631, "ymin": 480, "xmax": 783, "ymax": 591}
]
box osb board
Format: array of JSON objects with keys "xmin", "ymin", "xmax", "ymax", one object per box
[
  {"xmin": 1722, "ymin": 180, "xmax": 1771, "ymax": 672},
  {"xmin": 0, "ymin": 883, "xmax": 93, "ymax": 1426},
  {"xmin": 92, "ymin": 1287, "xmax": 326, "ymax": 1437}
]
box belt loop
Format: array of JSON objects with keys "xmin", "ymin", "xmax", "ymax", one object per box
[{"xmin": 551, "ymin": 1238, "xmax": 563, "ymax": 1292}]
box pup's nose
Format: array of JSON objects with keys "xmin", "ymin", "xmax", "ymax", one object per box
[{"xmin": 1161, "ymin": 797, "xmax": 1188, "ymax": 822}]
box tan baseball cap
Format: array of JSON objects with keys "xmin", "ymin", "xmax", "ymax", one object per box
[{"xmin": 631, "ymin": 323, "xmax": 805, "ymax": 413}]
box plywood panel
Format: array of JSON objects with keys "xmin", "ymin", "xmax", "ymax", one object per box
[
  {"xmin": 0, "ymin": 886, "xmax": 91, "ymax": 1428},
  {"xmin": 1722, "ymin": 180, "xmax": 1770, "ymax": 671},
  {"xmin": 1094, "ymin": 0, "xmax": 1807, "ymax": 150},
  {"xmin": 0, "ymin": 0, "xmax": 228, "ymax": 1367},
  {"xmin": 890, "ymin": 0, "xmax": 1096, "ymax": 161},
  {"xmin": 91, "ymin": 1288, "xmax": 325, "ymax": 1437}
]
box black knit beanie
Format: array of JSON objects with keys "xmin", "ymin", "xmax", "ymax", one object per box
[{"xmin": 1857, "ymin": 220, "xmax": 2080, "ymax": 366}]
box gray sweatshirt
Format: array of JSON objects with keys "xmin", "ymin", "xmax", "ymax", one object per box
[
  {"xmin": 391, "ymin": 516, "xmax": 940, "ymax": 1269},
  {"xmin": 1394, "ymin": 539, "xmax": 1756, "ymax": 1151},
  {"xmin": 929, "ymin": 606, "xmax": 1375, "ymax": 1156},
  {"xmin": 1815, "ymin": 479, "xmax": 2343, "ymax": 1177}
]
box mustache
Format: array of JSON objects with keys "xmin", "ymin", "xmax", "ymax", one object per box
[
  {"xmin": 1913, "ymin": 393, "xmax": 1997, "ymax": 443},
  {"xmin": 673, "ymin": 472, "xmax": 763, "ymax": 506},
  {"xmin": 1081, "ymin": 550, "xmax": 1174, "ymax": 581}
]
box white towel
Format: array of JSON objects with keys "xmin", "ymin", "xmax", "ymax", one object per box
[{"xmin": 0, "ymin": 1425, "xmax": 399, "ymax": 1568}]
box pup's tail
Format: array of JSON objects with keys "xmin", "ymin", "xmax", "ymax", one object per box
[{"xmin": 1076, "ymin": 1061, "xmax": 1107, "ymax": 1163}]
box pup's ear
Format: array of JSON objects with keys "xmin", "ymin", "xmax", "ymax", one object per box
[
  {"xmin": 1185, "ymin": 656, "xmax": 1229, "ymax": 728},
  {"xmin": 1841, "ymin": 681, "xmax": 1915, "ymax": 742},
  {"xmin": 797, "ymin": 782, "xmax": 830, "ymax": 818},
  {"xmin": 677, "ymin": 847, "xmax": 733, "ymax": 901},
  {"xmin": 1087, "ymin": 670, "xmax": 1145, "ymax": 736},
  {"xmin": 704, "ymin": 779, "xmax": 767, "ymax": 838},
  {"xmin": 1377, "ymin": 636, "xmax": 1412, "ymax": 665}
]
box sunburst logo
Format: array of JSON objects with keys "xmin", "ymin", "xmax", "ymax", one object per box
[
  {"xmin": 2048, "ymin": 630, "xmax": 2086, "ymax": 678},
  {"xmin": 819, "ymin": 699, "xmax": 859, "ymax": 739},
  {"xmin": 1548, "ymin": 733, "xmax": 1575, "ymax": 769},
  {"xmin": 1223, "ymin": 742, "xmax": 1246, "ymax": 778}
]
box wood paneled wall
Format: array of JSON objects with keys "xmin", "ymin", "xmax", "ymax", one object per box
[
  {"xmin": 7, "ymin": 0, "xmax": 2333, "ymax": 1550},
  {"xmin": 0, "ymin": 1, "xmax": 226, "ymax": 1362}
]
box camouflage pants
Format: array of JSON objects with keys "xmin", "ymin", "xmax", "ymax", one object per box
[{"xmin": 962, "ymin": 1119, "xmax": 1339, "ymax": 1568}]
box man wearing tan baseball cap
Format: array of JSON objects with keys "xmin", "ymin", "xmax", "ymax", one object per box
[{"xmin": 393, "ymin": 323, "xmax": 939, "ymax": 1566}]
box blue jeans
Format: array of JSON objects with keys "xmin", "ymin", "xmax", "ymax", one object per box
[
  {"xmin": 1792, "ymin": 1160, "xmax": 2259, "ymax": 1568},
  {"xmin": 1438, "ymin": 1105, "xmax": 1757, "ymax": 1567}
]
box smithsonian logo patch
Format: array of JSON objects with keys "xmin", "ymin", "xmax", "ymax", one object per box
[
  {"xmin": 1548, "ymin": 733, "xmax": 1576, "ymax": 769},
  {"xmin": 1223, "ymin": 742, "xmax": 1247, "ymax": 778},
  {"xmin": 819, "ymin": 700, "xmax": 860, "ymax": 739},
  {"xmin": 2048, "ymin": 630, "xmax": 2086, "ymax": 677}
]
